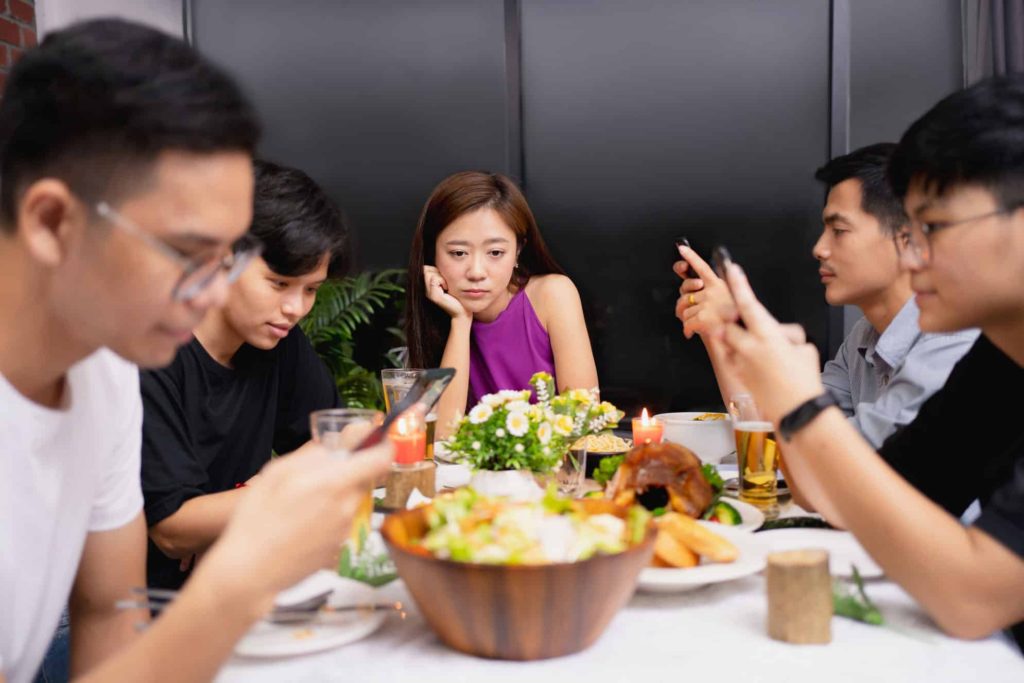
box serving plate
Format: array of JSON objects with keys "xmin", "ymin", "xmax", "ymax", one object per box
[
  {"xmin": 234, "ymin": 574, "xmax": 386, "ymax": 658},
  {"xmin": 637, "ymin": 521, "xmax": 770, "ymax": 593},
  {"xmin": 712, "ymin": 497, "xmax": 765, "ymax": 532}
]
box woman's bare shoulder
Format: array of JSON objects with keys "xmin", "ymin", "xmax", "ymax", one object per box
[{"xmin": 526, "ymin": 274, "xmax": 582, "ymax": 322}]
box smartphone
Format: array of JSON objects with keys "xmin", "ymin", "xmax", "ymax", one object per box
[
  {"xmin": 675, "ymin": 236, "xmax": 692, "ymax": 276},
  {"xmin": 352, "ymin": 368, "xmax": 455, "ymax": 450}
]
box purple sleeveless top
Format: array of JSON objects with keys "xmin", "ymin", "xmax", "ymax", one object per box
[{"xmin": 468, "ymin": 289, "xmax": 556, "ymax": 406}]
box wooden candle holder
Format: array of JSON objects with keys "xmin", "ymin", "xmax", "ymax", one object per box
[
  {"xmin": 766, "ymin": 549, "xmax": 832, "ymax": 644},
  {"xmin": 382, "ymin": 460, "xmax": 436, "ymax": 509}
]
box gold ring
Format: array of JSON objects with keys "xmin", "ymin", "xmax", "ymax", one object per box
[{"xmin": 688, "ymin": 294, "xmax": 696, "ymax": 306}]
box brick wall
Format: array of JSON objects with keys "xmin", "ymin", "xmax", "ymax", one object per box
[{"xmin": 0, "ymin": 0, "xmax": 35, "ymax": 94}]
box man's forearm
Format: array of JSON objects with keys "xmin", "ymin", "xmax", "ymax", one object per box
[
  {"xmin": 784, "ymin": 408, "xmax": 1024, "ymax": 636},
  {"xmin": 69, "ymin": 604, "xmax": 145, "ymax": 677},
  {"xmin": 149, "ymin": 489, "xmax": 245, "ymax": 559},
  {"xmin": 76, "ymin": 568, "xmax": 265, "ymax": 683}
]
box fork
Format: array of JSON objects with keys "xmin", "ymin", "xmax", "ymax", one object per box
[{"xmin": 119, "ymin": 587, "xmax": 404, "ymax": 627}]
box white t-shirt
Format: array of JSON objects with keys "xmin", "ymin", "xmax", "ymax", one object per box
[{"xmin": 1, "ymin": 349, "xmax": 144, "ymax": 683}]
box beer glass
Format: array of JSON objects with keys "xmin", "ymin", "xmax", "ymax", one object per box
[
  {"xmin": 309, "ymin": 408, "xmax": 384, "ymax": 554},
  {"xmin": 728, "ymin": 394, "xmax": 780, "ymax": 519}
]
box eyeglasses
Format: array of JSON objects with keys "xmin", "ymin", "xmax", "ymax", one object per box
[
  {"xmin": 895, "ymin": 207, "xmax": 1013, "ymax": 265},
  {"xmin": 95, "ymin": 201, "xmax": 263, "ymax": 302}
]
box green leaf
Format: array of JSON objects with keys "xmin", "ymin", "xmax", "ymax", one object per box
[
  {"xmin": 832, "ymin": 566, "xmax": 884, "ymax": 626},
  {"xmin": 299, "ymin": 269, "xmax": 405, "ymax": 411}
]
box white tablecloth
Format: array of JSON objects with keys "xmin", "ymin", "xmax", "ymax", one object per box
[
  {"xmin": 217, "ymin": 463, "xmax": 1023, "ymax": 681},
  {"xmin": 216, "ymin": 560, "xmax": 1023, "ymax": 682}
]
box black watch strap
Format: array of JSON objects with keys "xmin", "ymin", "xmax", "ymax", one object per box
[{"xmin": 778, "ymin": 392, "xmax": 838, "ymax": 441}]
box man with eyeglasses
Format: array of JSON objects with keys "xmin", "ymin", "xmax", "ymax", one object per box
[
  {"xmin": 0, "ymin": 19, "xmax": 391, "ymax": 683},
  {"xmin": 141, "ymin": 160, "xmax": 348, "ymax": 593},
  {"xmin": 710, "ymin": 76, "xmax": 1024, "ymax": 650},
  {"xmin": 674, "ymin": 144, "xmax": 978, "ymax": 460}
]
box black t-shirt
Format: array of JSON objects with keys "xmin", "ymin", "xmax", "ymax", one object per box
[
  {"xmin": 879, "ymin": 334, "xmax": 1024, "ymax": 650},
  {"xmin": 140, "ymin": 327, "xmax": 339, "ymax": 590}
]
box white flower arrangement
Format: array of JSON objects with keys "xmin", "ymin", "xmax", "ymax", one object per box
[{"xmin": 445, "ymin": 372, "xmax": 625, "ymax": 472}]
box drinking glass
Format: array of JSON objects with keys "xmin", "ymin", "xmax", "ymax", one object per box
[
  {"xmin": 309, "ymin": 408, "xmax": 384, "ymax": 554},
  {"xmin": 728, "ymin": 394, "xmax": 780, "ymax": 519},
  {"xmin": 381, "ymin": 368, "xmax": 437, "ymax": 460},
  {"xmin": 556, "ymin": 445, "xmax": 587, "ymax": 497}
]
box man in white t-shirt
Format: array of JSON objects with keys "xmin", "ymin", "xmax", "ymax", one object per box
[{"xmin": 0, "ymin": 19, "xmax": 392, "ymax": 683}]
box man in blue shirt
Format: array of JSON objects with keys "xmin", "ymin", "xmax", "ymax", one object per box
[{"xmin": 674, "ymin": 143, "xmax": 977, "ymax": 448}]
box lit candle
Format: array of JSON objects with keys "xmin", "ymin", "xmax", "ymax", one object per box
[
  {"xmin": 390, "ymin": 415, "xmax": 427, "ymax": 465},
  {"xmin": 632, "ymin": 408, "xmax": 664, "ymax": 445}
]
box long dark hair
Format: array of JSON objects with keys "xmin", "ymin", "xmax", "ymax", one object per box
[{"xmin": 405, "ymin": 171, "xmax": 565, "ymax": 368}]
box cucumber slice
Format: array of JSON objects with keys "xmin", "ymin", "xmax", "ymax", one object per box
[{"xmin": 708, "ymin": 501, "xmax": 742, "ymax": 525}]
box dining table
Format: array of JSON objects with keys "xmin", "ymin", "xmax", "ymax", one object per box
[{"xmin": 214, "ymin": 463, "xmax": 1024, "ymax": 683}]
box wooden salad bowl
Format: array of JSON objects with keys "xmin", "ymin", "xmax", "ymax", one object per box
[{"xmin": 380, "ymin": 499, "xmax": 655, "ymax": 660}]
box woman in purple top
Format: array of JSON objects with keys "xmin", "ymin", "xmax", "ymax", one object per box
[{"xmin": 405, "ymin": 171, "xmax": 598, "ymax": 437}]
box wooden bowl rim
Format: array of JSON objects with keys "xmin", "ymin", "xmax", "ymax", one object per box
[{"xmin": 381, "ymin": 500, "xmax": 656, "ymax": 572}]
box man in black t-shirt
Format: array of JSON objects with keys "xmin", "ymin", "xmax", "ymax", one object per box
[
  {"xmin": 709, "ymin": 77, "xmax": 1024, "ymax": 651},
  {"xmin": 142, "ymin": 160, "xmax": 347, "ymax": 590}
]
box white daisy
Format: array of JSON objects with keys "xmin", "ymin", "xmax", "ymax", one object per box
[
  {"xmin": 537, "ymin": 422, "xmax": 552, "ymax": 445},
  {"xmin": 495, "ymin": 428, "xmax": 506, "ymax": 438},
  {"xmin": 506, "ymin": 411, "xmax": 530, "ymax": 437},
  {"xmin": 505, "ymin": 400, "xmax": 530, "ymax": 415},
  {"xmin": 514, "ymin": 443, "xmax": 524, "ymax": 453},
  {"xmin": 468, "ymin": 404, "xmax": 493, "ymax": 424}
]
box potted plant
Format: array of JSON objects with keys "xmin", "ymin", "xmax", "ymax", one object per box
[{"xmin": 445, "ymin": 373, "xmax": 624, "ymax": 499}]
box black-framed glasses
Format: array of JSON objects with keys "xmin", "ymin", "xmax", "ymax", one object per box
[
  {"xmin": 895, "ymin": 207, "xmax": 1013, "ymax": 265},
  {"xmin": 95, "ymin": 201, "xmax": 263, "ymax": 302}
]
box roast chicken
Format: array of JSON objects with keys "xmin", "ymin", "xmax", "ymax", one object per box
[{"xmin": 606, "ymin": 441, "xmax": 713, "ymax": 518}]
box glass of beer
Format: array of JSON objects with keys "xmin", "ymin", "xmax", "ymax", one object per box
[
  {"xmin": 728, "ymin": 394, "xmax": 780, "ymax": 519},
  {"xmin": 309, "ymin": 408, "xmax": 384, "ymax": 555},
  {"xmin": 381, "ymin": 368, "xmax": 437, "ymax": 460}
]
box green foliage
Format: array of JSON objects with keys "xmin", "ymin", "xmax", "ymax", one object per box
[
  {"xmin": 299, "ymin": 269, "xmax": 405, "ymax": 409},
  {"xmin": 593, "ymin": 454, "xmax": 625, "ymax": 486}
]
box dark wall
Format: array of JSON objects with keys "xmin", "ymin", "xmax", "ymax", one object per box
[
  {"xmin": 850, "ymin": 0, "xmax": 963, "ymax": 150},
  {"xmin": 194, "ymin": 0, "xmax": 512, "ymax": 266},
  {"xmin": 192, "ymin": 0, "xmax": 962, "ymax": 415},
  {"xmin": 518, "ymin": 0, "xmax": 829, "ymax": 413}
]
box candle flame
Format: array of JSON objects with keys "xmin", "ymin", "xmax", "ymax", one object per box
[
  {"xmin": 395, "ymin": 416, "xmax": 409, "ymax": 436},
  {"xmin": 641, "ymin": 407, "xmax": 650, "ymax": 425}
]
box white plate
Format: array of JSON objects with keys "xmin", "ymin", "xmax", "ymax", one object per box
[
  {"xmin": 234, "ymin": 575, "xmax": 387, "ymax": 658},
  {"xmin": 637, "ymin": 521, "xmax": 770, "ymax": 593},
  {"xmin": 710, "ymin": 497, "xmax": 764, "ymax": 532},
  {"xmin": 756, "ymin": 528, "xmax": 884, "ymax": 579}
]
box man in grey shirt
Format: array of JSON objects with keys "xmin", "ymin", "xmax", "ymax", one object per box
[{"xmin": 673, "ymin": 143, "xmax": 978, "ymax": 447}]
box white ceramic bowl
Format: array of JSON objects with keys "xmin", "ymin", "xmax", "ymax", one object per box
[{"xmin": 654, "ymin": 412, "xmax": 735, "ymax": 464}]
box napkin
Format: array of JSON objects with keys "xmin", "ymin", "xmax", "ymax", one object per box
[{"xmin": 406, "ymin": 488, "xmax": 432, "ymax": 509}]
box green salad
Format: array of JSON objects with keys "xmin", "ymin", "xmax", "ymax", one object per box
[{"xmin": 418, "ymin": 487, "xmax": 649, "ymax": 565}]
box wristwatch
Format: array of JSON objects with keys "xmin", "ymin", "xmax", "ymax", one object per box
[{"xmin": 778, "ymin": 391, "xmax": 838, "ymax": 441}]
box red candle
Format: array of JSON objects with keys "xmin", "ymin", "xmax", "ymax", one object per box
[
  {"xmin": 632, "ymin": 408, "xmax": 664, "ymax": 445},
  {"xmin": 390, "ymin": 415, "xmax": 426, "ymax": 465}
]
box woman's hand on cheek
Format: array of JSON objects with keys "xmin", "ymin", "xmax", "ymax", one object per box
[
  {"xmin": 715, "ymin": 263, "xmax": 825, "ymax": 424},
  {"xmin": 423, "ymin": 265, "xmax": 470, "ymax": 321}
]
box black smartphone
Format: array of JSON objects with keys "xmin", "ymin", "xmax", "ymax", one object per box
[
  {"xmin": 352, "ymin": 368, "xmax": 455, "ymax": 450},
  {"xmin": 675, "ymin": 236, "xmax": 692, "ymax": 275}
]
